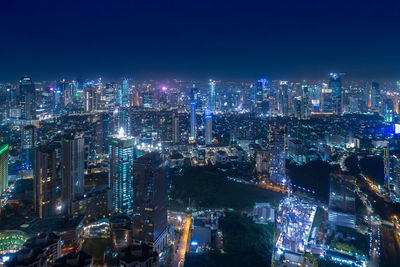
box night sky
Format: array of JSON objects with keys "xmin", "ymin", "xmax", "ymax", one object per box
[{"xmin": 1, "ymin": 0, "xmax": 400, "ymax": 81}]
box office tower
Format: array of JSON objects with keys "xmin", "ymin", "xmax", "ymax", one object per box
[
  {"xmin": 34, "ymin": 146, "xmax": 57, "ymax": 218},
  {"xmin": 329, "ymin": 73, "xmax": 342, "ymax": 115},
  {"xmin": 384, "ymin": 98, "xmax": 394, "ymax": 122},
  {"xmin": 143, "ymin": 92, "xmax": 153, "ymax": 108},
  {"xmin": 204, "ymin": 110, "xmax": 212, "ymax": 145},
  {"xmin": 141, "ymin": 116, "xmax": 154, "ymax": 144},
  {"xmin": 108, "ymin": 130, "xmax": 135, "ymax": 214},
  {"xmin": 321, "ymin": 82, "xmax": 333, "ymax": 113},
  {"xmin": 0, "ymin": 144, "xmax": 8, "ymax": 194},
  {"xmin": 84, "ymin": 86, "xmax": 98, "ymax": 112},
  {"xmin": 256, "ymin": 78, "xmax": 267, "ymax": 110},
  {"xmin": 301, "ymin": 85, "xmax": 310, "ymax": 119},
  {"xmin": 371, "ymin": 81, "xmax": 381, "ymax": 112},
  {"xmin": 19, "ymin": 77, "xmax": 36, "ymax": 120},
  {"xmin": 328, "ymin": 174, "xmax": 356, "ymax": 228},
  {"xmin": 158, "ymin": 112, "xmax": 173, "ymax": 143},
  {"xmin": 190, "ymin": 87, "xmax": 198, "ymax": 140},
  {"xmin": 61, "ymin": 134, "xmax": 85, "ymax": 215},
  {"xmin": 121, "ymin": 79, "xmax": 129, "ymax": 106},
  {"xmin": 115, "ymin": 107, "xmax": 131, "ymax": 136},
  {"xmin": 384, "ymin": 144, "xmax": 390, "ymax": 190},
  {"xmin": 209, "ymin": 79, "xmax": 216, "ymax": 112},
  {"xmin": 105, "ymin": 82, "xmax": 117, "ymax": 108},
  {"xmin": 21, "ymin": 125, "xmax": 36, "ymax": 170},
  {"xmin": 293, "ymin": 97, "xmax": 302, "ymax": 119},
  {"xmin": 132, "ymin": 152, "xmax": 168, "ymax": 253},
  {"xmin": 172, "ymin": 114, "xmax": 179, "ymax": 144},
  {"xmin": 255, "ymin": 149, "xmax": 269, "ymax": 174},
  {"xmin": 279, "ymin": 81, "xmax": 289, "ymax": 116},
  {"xmin": 269, "ymin": 125, "xmax": 286, "ymax": 184}
]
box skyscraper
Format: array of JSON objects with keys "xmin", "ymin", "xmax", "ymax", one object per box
[
  {"xmin": 256, "ymin": 78, "xmax": 267, "ymax": 110},
  {"xmin": 301, "ymin": 85, "xmax": 310, "ymax": 119},
  {"xmin": 108, "ymin": 129, "xmax": 135, "ymax": 214},
  {"xmin": 190, "ymin": 87, "xmax": 198, "ymax": 140},
  {"xmin": 269, "ymin": 125, "xmax": 286, "ymax": 184},
  {"xmin": 61, "ymin": 134, "xmax": 85, "ymax": 215},
  {"xmin": 204, "ymin": 110, "xmax": 212, "ymax": 145},
  {"xmin": 172, "ymin": 114, "xmax": 180, "ymax": 144},
  {"xmin": 279, "ymin": 81, "xmax": 289, "ymax": 116},
  {"xmin": 329, "ymin": 73, "xmax": 342, "ymax": 115},
  {"xmin": 0, "ymin": 144, "xmax": 8, "ymax": 194},
  {"xmin": 209, "ymin": 79, "xmax": 216, "ymax": 112},
  {"xmin": 34, "ymin": 146, "xmax": 57, "ymax": 219},
  {"xmin": 19, "ymin": 77, "xmax": 36, "ymax": 120},
  {"xmin": 371, "ymin": 81, "xmax": 381, "ymax": 112},
  {"xmin": 132, "ymin": 152, "xmax": 168, "ymax": 253},
  {"xmin": 121, "ymin": 79, "xmax": 129, "ymax": 106},
  {"xmin": 384, "ymin": 144, "xmax": 390, "ymax": 190},
  {"xmin": 21, "ymin": 125, "xmax": 36, "ymax": 170}
]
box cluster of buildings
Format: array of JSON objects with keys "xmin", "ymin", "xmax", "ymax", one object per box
[{"xmin": 1, "ymin": 73, "xmax": 400, "ymax": 265}]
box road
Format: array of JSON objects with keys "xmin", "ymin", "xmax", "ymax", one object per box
[{"xmin": 172, "ymin": 215, "xmax": 191, "ymax": 267}]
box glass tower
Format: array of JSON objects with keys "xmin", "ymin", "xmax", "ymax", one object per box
[{"xmin": 108, "ymin": 131, "xmax": 136, "ymax": 214}]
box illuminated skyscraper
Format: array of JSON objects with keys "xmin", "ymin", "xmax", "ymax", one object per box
[
  {"xmin": 172, "ymin": 114, "xmax": 180, "ymax": 144},
  {"xmin": 209, "ymin": 80, "xmax": 216, "ymax": 112},
  {"xmin": 301, "ymin": 85, "xmax": 310, "ymax": 119},
  {"xmin": 132, "ymin": 152, "xmax": 168, "ymax": 252},
  {"xmin": 279, "ymin": 81, "xmax": 289, "ymax": 116},
  {"xmin": 108, "ymin": 130, "xmax": 135, "ymax": 214},
  {"xmin": 21, "ymin": 125, "xmax": 36, "ymax": 170},
  {"xmin": 321, "ymin": 82, "xmax": 333, "ymax": 113},
  {"xmin": 190, "ymin": 87, "xmax": 198, "ymax": 140},
  {"xmin": 121, "ymin": 79, "xmax": 129, "ymax": 106},
  {"xmin": 384, "ymin": 98, "xmax": 394, "ymax": 122},
  {"xmin": 143, "ymin": 92, "xmax": 153, "ymax": 108},
  {"xmin": 329, "ymin": 73, "xmax": 342, "ymax": 115},
  {"xmin": 34, "ymin": 146, "xmax": 57, "ymax": 219},
  {"xmin": 0, "ymin": 144, "xmax": 8, "ymax": 194},
  {"xmin": 371, "ymin": 81, "xmax": 381, "ymax": 111},
  {"xmin": 114, "ymin": 107, "xmax": 131, "ymax": 136},
  {"xmin": 269, "ymin": 125, "xmax": 286, "ymax": 184},
  {"xmin": 18, "ymin": 77, "xmax": 36, "ymax": 120},
  {"xmin": 84, "ymin": 86, "xmax": 98, "ymax": 112},
  {"xmin": 205, "ymin": 110, "xmax": 212, "ymax": 145},
  {"xmin": 256, "ymin": 79, "xmax": 267, "ymax": 110},
  {"xmin": 384, "ymin": 144, "xmax": 390, "ymax": 190},
  {"xmin": 61, "ymin": 134, "xmax": 85, "ymax": 215}
]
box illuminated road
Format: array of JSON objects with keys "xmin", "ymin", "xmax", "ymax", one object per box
[{"xmin": 173, "ymin": 215, "xmax": 191, "ymax": 267}]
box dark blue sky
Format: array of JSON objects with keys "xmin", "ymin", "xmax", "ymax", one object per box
[{"xmin": 1, "ymin": 0, "xmax": 400, "ymax": 81}]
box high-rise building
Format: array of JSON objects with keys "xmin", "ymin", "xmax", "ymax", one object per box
[
  {"xmin": 269, "ymin": 125, "xmax": 286, "ymax": 184},
  {"xmin": 384, "ymin": 98, "xmax": 394, "ymax": 122},
  {"xmin": 61, "ymin": 134, "xmax": 85, "ymax": 215},
  {"xmin": 19, "ymin": 77, "xmax": 36, "ymax": 120},
  {"xmin": 301, "ymin": 85, "xmax": 310, "ymax": 119},
  {"xmin": 132, "ymin": 152, "xmax": 168, "ymax": 253},
  {"xmin": 108, "ymin": 130, "xmax": 135, "ymax": 214},
  {"xmin": 321, "ymin": 82, "xmax": 333, "ymax": 113},
  {"xmin": 84, "ymin": 86, "xmax": 98, "ymax": 112},
  {"xmin": 256, "ymin": 79, "xmax": 267, "ymax": 110},
  {"xmin": 370, "ymin": 81, "xmax": 381, "ymax": 112},
  {"xmin": 209, "ymin": 80, "xmax": 216, "ymax": 112},
  {"xmin": 0, "ymin": 144, "xmax": 8, "ymax": 194},
  {"xmin": 328, "ymin": 174, "xmax": 356, "ymax": 228},
  {"xmin": 143, "ymin": 92, "xmax": 153, "ymax": 108},
  {"xmin": 172, "ymin": 114, "xmax": 179, "ymax": 144},
  {"xmin": 190, "ymin": 87, "xmax": 198, "ymax": 140},
  {"xmin": 121, "ymin": 79, "xmax": 129, "ymax": 106},
  {"xmin": 204, "ymin": 110, "xmax": 212, "ymax": 145},
  {"xmin": 329, "ymin": 73, "xmax": 342, "ymax": 115},
  {"xmin": 384, "ymin": 144, "xmax": 390, "ymax": 190},
  {"xmin": 279, "ymin": 81, "xmax": 289, "ymax": 116},
  {"xmin": 21, "ymin": 125, "xmax": 36, "ymax": 170},
  {"xmin": 34, "ymin": 146, "xmax": 57, "ymax": 219}
]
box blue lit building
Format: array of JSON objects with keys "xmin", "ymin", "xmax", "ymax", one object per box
[
  {"xmin": 204, "ymin": 110, "xmax": 212, "ymax": 145},
  {"xmin": 269, "ymin": 125, "xmax": 286, "ymax": 184},
  {"xmin": 190, "ymin": 87, "xmax": 198, "ymax": 140},
  {"xmin": 329, "ymin": 73, "xmax": 342, "ymax": 115},
  {"xmin": 108, "ymin": 131, "xmax": 136, "ymax": 214},
  {"xmin": 209, "ymin": 80, "xmax": 216, "ymax": 112}
]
